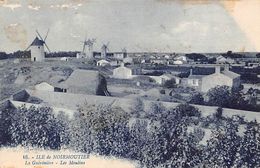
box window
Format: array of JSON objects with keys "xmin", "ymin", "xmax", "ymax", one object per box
[{"xmin": 193, "ymin": 79, "xmax": 198, "ymax": 85}]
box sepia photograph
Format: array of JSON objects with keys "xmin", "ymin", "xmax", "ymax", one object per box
[{"xmin": 0, "ymin": 0, "xmax": 260, "ymax": 167}]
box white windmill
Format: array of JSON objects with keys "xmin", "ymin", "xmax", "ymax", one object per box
[
  {"xmin": 26, "ymin": 29, "xmax": 51, "ymax": 62},
  {"xmin": 101, "ymin": 42, "xmax": 109, "ymax": 59},
  {"xmin": 77, "ymin": 38, "xmax": 96, "ymax": 59},
  {"xmin": 122, "ymin": 47, "xmax": 127, "ymax": 58}
]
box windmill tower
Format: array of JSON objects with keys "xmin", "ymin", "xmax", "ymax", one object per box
[
  {"xmin": 26, "ymin": 29, "xmax": 50, "ymax": 62},
  {"xmin": 101, "ymin": 42, "xmax": 109, "ymax": 59},
  {"xmin": 82, "ymin": 38, "xmax": 96, "ymax": 59},
  {"xmin": 122, "ymin": 47, "xmax": 127, "ymax": 58}
]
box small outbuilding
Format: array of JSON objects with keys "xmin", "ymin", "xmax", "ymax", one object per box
[
  {"xmin": 97, "ymin": 59, "xmax": 110, "ymax": 66},
  {"xmin": 60, "ymin": 57, "xmax": 69, "ymax": 61},
  {"xmin": 35, "ymin": 82, "xmax": 54, "ymax": 92},
  {"xmin": 59, "ymin": 69, "xmax": 109, "ymax": 96},
  {"xmin": 113, "ymin": 64, "xmax": 141, "ymax": 79}
]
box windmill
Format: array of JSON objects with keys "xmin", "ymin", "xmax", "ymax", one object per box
[
  {"xmin": 122, "ymin": 47, "xmax": 127, "ymax": 58},
  {"xmin": 122, "ymin": 47, "xmax": 127, "ymax": 53},
  {"xmin": 25, "ymin": 29, "xmax": 51, "ymax": 62},
  {"xmin": 101, "ymin": 42, "xmax": 109, "ymax": 59},
  {"xmin": 78, "ymin": 38, "xmax": 96, "ymax": 59},
  {"xmin": 83, "ymin": 38, "xmax": 96, "ymax": 59}
]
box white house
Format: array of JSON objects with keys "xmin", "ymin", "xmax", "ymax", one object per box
[
  {"xmin": 114, "ymin": 52, "xmax": 127, "ymax": 60},
  {"xmin": 216, "ymin": 56, "xmax": 227, "ymax": 64},
  {"xmin": 151, "ymin": 59, "xmax": 169, "ymax": 65},
  {"xmin": 149, "ymin": 74, "xmax": 181, "ymax": 85},
  {"xmin": 60, "ymin": 57, "xmax": 69, "ymax": 61},
  {"xmin": 97, "ymin": 59, "xmax": 110, "ymax": 66},
  {"xmin": 176, "ymin": 55, "xmax": 187, "ymax": 61},
  {"xmin": 200, "ymin": 66, "xmax": 240, "ymax": 92},
  {"xmin": 123, "ymin": 57, "xmax": 133, "ymax": 64},
  {"xmin": 113, "ymin": 64, "xmax": 141, "ymax": 79},
  {"xmin": 173, "ymin": 60, "xmax": 185, "ymax": 65},
  {"xmin": 173, "ymin": 55, "xmax": 187, "ymax": 64},
  {"xmin": 184, "ymin": 66, "xmax": 241, "ymax": 92},
  {"xmin": 35, "ymin": 82, "xmax": 54, "ymax": 92}
]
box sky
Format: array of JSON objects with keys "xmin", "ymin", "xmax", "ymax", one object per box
[{"xmin": 0, "ymin": 0, "xmax": 259, "ymax": 53}]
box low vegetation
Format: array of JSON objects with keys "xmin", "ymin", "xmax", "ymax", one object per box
[{"xmin": 1, "ymin": 101, "xmax": 260, "ymax": 168}]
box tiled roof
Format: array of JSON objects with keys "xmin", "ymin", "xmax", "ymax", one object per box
[
  {"xmin": 222, "ymin": 70, "xmax": 240, "ymax": 79},
  {"xmin": 31, "ymin": 37, "xmax": 44, "ymax": 46}
]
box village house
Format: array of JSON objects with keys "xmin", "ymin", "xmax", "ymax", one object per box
[
  {"xmin": 97, "ymin": 59, "xmax": 111, "ymax": 66},
  {"xmin": 113, "ymin": 64, "xmax": 142, "ymax": 79},
  {"xmin": 35, "ymin": 82, "xmax": 54, "ymax": 92},
  {"xmin": 113, "ymin": 52, "xmax": 127, "ymax": 60},
  {"xmin": 216, "ymin": 55, "xmax": 227, "ymax": 64},
  {"xmin": 183, "ymin": 66, "xmax": 241, "ymax": 92},
  {"xmin": 173, "ymin": 55, "xmax": 187, "ymax": 65},
  {"xmin": 151, "ymin": 59, "xmax": 169, "ymax": 65},
  {"xmin": 58, "ymin": 69, "xmax": 109, "ymax": 96},
  {"xmin": 149, "ymin": 74, "xmax": 181, "ymax": 85},
  {"xmin": 216, "ymin": 55, "xmax": 235, "ymax": 64},
  {"xmin": 123, "ymin": 57, "xmax": 133, "ymax": 64},
  {"xmin": 60, "ymin": 57, "xmax": 69, "ymax": 61}
]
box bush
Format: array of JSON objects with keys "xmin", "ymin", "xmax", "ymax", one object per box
[
  {"xmin": 206, "ymin": 85, "xmax": 231, "ymax": 107},
  {"xmin": 214, "ymin": 107, "xmax": 223, "ymax": 119},
  {"xmin": 188, "ymin": 92, "xmax": 204, "ymax": 105},
  {"xmin": 163, "ymin": 79, "xmax": 176, "ymax": 88},
  {"xmin": 175, "ymin": 103, "xmax": 201, "ymax": 118}
]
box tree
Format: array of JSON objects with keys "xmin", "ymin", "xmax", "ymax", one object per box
[
  {"xmin": 204, "ymin": 118, "xmax": 241, "ymax": 167},
  {"xmin": 148, "ymin": 102, "xmax": 166, "ymax": 119},
  {"xmin": 214, "ymin": 107, "xmax": 223, "ymax": 120},
  {"xmin": 228, "ymin": 89, "xmax": 247, "ymax": 109},
  {"xmin": 234, "ymin": 121, "xmax": 260, "ymax": 167},
  {"xmin": 0, "ymin": 106, "xmax": 14, "ymax": 146},
  {"xmin": 130, "ymin": 98, "xmax": 145, "ymax": 118},
  {"xmin": 188, "ymin": 92, "xmax": 204, "ymax": 105},
  {"xmin": 71, "ymin": 103, "xmax": 131, "ymax": 157},
  {"xmin": 163, "ymin": 79, "xmax": 176, "ymax": 88},
  {"xmin": 9, "ymin": 105, "xmax": 60, "ymax": 149},
  {"xmin": 174, "ymin": 103, "xmax": 201, "ymax": 118},
  {"xmin": 185, "ymin": 53, "xmax": 206, "ymax": 61},
  {"xmin": 55, "ymin": 111, "xmax": 70, "ymax": 149},
  {"xmin": 206, "ymin": 85, "xmax": 231, "ymax": 107},
  {"xmin": 157, "ymin": 105, "xmax": 202, "ymax": 167}
]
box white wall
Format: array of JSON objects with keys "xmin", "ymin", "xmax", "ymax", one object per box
[
  {"xmin": 31, "ymin": 45, "xmax": 45, "ymax": 62},
  {"xmin": 113, "ymin": 67, "xmax": 132, "ymax": 79},
  {"xmin": 201, "ymin": 73, "xmax": 233, "ymax": 92},
  {"xmin": 35, "ymin": 82, "xmax": 54, "ymax": 92}
]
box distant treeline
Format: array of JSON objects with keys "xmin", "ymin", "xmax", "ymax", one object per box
[
  {"xmin": 46, "ymin": 51, "xmax": 78, "ymax": 58},
  {"xmin": 0, "ymin": 51, "xmax": 79, "ymax": 60},
  {"xmin": 0, "ymin": 51, "xmax": 30, "ymax": 60}
]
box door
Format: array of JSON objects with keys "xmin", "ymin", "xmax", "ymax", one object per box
[{"xmin": 34, "ymin": 57, "xmax": 36, "ymax": 61}]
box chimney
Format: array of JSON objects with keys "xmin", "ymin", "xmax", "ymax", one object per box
[
  {"xmin": 190, "ymin": 68, "xmax": 193, "ymax": 75},
  {"xmin": 215, "ymin": 66, "xmax": 220, "ymax": 74},
  {"xmin": 224, "ymin": 64, "xmax": 230, "ymax": 71},
  {"xmin": 120, "ymin": 62, "xmax": 125, "ymax": 67}
]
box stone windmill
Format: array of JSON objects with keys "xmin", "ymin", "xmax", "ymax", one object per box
[
  {"xmin": 26, "ymin": 29, "xmax": 51, "ymax": 62},
  {"xmin": 77, "ymin": 38, "xmax": 96, "ymax": 59},
  {"xmin": 101, "ymin": 42, "xmax": 109, "ymax": 59}
]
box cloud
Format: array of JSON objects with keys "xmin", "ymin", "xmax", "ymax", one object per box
[
  {"xmin": 2, "ymin": 3, "xmax": 21, "ymax": 10},
  {"xmin": 28, "ymin": 4, "xmax": 40, "ymax": 10},
  {"xmin": 4, "ymin": 23, "xmax": 27, "ymax": 48},
  {"xmin": 172, "ymin": 21, "xmax": 209, "ymax": 36},
  {"xmin": 50, "ymin": 3, "xmax": 82, "ymax": 10}
]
